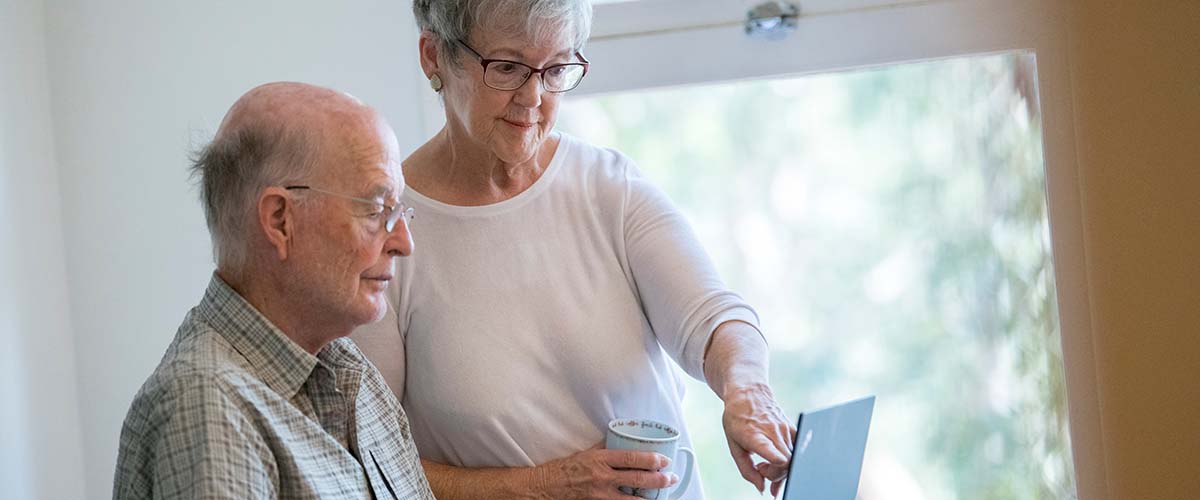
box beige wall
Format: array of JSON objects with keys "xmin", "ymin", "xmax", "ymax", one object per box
[{"xmin": 1066, "ymin": 1, "xmax": 1200, "ymax": 499}]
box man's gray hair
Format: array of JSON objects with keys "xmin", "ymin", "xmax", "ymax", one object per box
[
  {"xmin": 413, "ymin": 0, "xmax": 593, "ymax": 62},
  {"xmin": 190, "ymin": 126, "xmax": 321, "ymax": 273}
]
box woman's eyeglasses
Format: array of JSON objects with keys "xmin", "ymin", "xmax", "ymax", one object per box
[{"xmin": 456, "ymin": 40, "xmax": 589, "ymax": 93}]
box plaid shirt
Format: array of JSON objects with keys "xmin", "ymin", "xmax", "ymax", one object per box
[{"xmin": 113, "ymin": 275, "xmax": 435, "ymax": 499}]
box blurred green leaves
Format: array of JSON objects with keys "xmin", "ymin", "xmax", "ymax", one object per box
[{"xmin": 561, "ymin": 52, "xmax": 1075, "ymax": 500}]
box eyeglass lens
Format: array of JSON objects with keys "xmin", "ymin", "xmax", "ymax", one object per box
[{"xmin": 484, "ymin": 61, "xmax": 586, "ymax": 92}]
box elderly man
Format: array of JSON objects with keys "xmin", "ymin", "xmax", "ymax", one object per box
[{"xmin": 112, "ymin": 82, "xmax": 434, "ymax": 499}]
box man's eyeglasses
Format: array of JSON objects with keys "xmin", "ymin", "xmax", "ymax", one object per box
[
  {"xmin": 285, "ymin": 185, "xmax": 414, "ymax": 233},
  {"xmin": 456, "ymin": 40, "xmax": 589, "ymax": 93}
]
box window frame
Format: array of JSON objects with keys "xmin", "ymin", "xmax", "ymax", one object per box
[{"xmin": 417, "ymin": 1, "xmax": 1103, "ymax": 497}]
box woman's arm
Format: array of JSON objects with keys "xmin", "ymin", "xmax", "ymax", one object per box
[
  {"xmin": 618, "ymin": 160, "xmax": 794, "ymax": 496},
  {"xmin": 703, "ymin": 320, "xmax": 795, "ymax": 497},
  {"xmin": 420, "ymin": 459, "xmax": 538, "ymax": 500},
  {"xmin": 420, "ymin": 450, "xmax": 679, "ymax": 500}
]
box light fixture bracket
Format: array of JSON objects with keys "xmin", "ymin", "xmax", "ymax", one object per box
[{"xmin": 745, "ymin": 1, "xmax": 800, "ymax": 41}]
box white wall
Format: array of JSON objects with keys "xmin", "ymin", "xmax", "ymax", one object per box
[
  {"xmin": 0, "ymin": 0, "xmax": 88, "ymax": 499},
  {"xmin": 39, "ymin": 1, "xmax": 425, "ymax": 498}
]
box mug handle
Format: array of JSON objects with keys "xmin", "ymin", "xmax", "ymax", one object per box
[{"xmin": 669, "ymin": 447, "xmax": 695, "ymax": 500}]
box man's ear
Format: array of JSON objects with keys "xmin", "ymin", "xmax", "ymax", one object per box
[
  {"xmin": 418, "ymin": 31, "xmax": 442, "ymax": 78},
  {"xmin": 258, "ymin": 187, "xmax": 294, "ymax": 261}
]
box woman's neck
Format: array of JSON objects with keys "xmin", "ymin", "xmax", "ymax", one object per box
[{"xmin": 404, "ymin": 127, "xmax": 559, "ymax": 206}]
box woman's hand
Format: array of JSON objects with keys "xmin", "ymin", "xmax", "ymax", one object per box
[
  {"xmin": 533, "ymin": 443, "xmax": 680, "ymax": 500},
  {"xmin": 722, "ymin": 383, "xmax": 795, "ymax": 498}
]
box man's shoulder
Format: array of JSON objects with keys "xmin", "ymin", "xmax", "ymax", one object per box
[
  {"xmin": 114, "ymin": 315, "xmax": 280, "ymax": 499},
  {"xmin": 124, "ymin": 319, "xmax": 263, "ymax": 426}
]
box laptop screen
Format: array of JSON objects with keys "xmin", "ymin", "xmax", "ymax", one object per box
[{"xmin": 781, "ymin": 396, "xmax": 875, "ymax": 500}]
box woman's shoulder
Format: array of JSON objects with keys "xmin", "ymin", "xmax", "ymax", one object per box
[{"xmin": 556, "ymin": 132, "xmax": 640, "ymax": 183}]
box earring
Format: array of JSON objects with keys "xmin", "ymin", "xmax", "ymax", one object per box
[{"xmin": 429, "ymin": 74, "xmax": 443, "ymax": 92}]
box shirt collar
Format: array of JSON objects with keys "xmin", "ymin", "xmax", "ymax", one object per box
[{"xmin": 196, "ymin": 273, "xmax": 319, "ymax": 398}]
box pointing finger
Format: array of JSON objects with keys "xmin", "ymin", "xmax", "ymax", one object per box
[{"xmin": 728, "ymin": 435, "xmax": 765, "ymax": 493}]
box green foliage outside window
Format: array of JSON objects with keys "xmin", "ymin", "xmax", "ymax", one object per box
[{"xmin": 560, "ymin": 52, "xmax": 1076, "ymax": 500}]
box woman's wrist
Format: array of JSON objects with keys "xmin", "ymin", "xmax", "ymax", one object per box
[
  {"xmin": 705, "ymin": 320, "xmax": 771, "ymax": 398},
  {"xmin": 721, "ymin": 381, "xmax": 774, "ymax": 402},
  {"xmin": 527, "ymin": 461, "xmax": 558, "ymax": 500}
]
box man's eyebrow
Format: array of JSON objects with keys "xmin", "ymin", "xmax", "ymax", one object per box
[
  {"xmin": 374, "ymin": 181, "xmax": 408, "ymax": 201},
  {"xmin": 364, "ymin": 183, "xmax": 394, "ymax": 200}
]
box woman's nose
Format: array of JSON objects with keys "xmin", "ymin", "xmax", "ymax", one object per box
[{"xmin": 512, "ymin": 72, "xmax": 544, "ymax": 107}]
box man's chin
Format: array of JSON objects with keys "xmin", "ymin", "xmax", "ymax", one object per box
[
  {"xmin": 365, "ymin": 305, "xmax": 388, "ymax": 324},
  {"xmin": 355, "ymin": 294, "xmax": 389, "ymax": 325}
]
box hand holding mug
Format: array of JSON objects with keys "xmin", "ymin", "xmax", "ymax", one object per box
[
  {"xmin": 606, "ymin": 418, "xmax": 696, "ymax": 500},
  {"xmin": 534, "ymin": 443, "xmax": 679, "ymax": 499}
]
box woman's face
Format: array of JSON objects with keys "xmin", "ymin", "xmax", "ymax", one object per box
[{"xmin": 439, "ymin": 26, "xmax": 578, "ymax": 164}]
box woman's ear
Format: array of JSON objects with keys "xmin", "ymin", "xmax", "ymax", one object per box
[
  {"xmin": 258, "ymin": 186, "xmax": 294, "ymax": 261},
  {"xmin": 418, "ymin": 31, "xmax": 442, "ymax": 79}
]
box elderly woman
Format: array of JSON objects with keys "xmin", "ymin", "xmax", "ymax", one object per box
[{"xmin": 352, "ymin": 1, "xmax": 794, "ymax": 498}]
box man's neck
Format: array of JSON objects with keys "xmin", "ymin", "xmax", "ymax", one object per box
[{"xmin": 217, "ymin": 269, "xmax": 344, "ymax": 355}]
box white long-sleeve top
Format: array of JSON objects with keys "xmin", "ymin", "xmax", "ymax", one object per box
[{"xmin": 351, "ymin": 133, "xmax": 760, "ymax": 499}]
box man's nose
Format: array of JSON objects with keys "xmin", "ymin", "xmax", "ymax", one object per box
[{"xmin": 384, "ymin": 219, "xmax": 414, "ymax": 257}]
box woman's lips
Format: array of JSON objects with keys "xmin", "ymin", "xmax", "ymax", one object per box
[{"xmin": 502, "ymin": 118, "xmax": 536, "ymax": 129}]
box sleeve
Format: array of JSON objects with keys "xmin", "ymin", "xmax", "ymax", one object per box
[
  {"xmin": 146, "ymin": 376, "xmax": 277, "ymax": 500},
  {"xmin": 620, "ymin": 158, "xmax": 763, "ymax": 381}
]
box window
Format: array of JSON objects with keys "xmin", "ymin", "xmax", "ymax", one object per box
[
  {"xmin": 557, "ymin": 0, "xmax": 1094, "ymax": 498},
  {"xmin": 560, "ymin": 50, "xmax": 1075, "ymax": 500},
  {"xmin": 414, "ymin": 0, "xmax": 1098, "ymax": 497}
]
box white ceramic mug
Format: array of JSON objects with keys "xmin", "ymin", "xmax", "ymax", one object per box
[{"xmin": 606, "ymin": 418, "xmax": 695, "ymax": 500}]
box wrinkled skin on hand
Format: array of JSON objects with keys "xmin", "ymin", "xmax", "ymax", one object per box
[
  {"xmin": 722, "ymin": 384, "xmax": 795, "ymax": 498},
  {"xmin": 535, "ymin": 443, "xmax": 681, "ymax": 500}
]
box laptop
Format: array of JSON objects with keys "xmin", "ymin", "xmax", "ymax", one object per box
[{"xmin": 781, "ymin": 395, "xmax": 876, "ymax": 500}]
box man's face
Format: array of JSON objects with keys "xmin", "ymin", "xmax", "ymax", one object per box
[{"xmin": 288, "ymin": 117, "xmax": 413, "ymax": 328}]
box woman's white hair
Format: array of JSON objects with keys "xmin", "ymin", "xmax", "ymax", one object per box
[{"xmin": 413, "ymin": 0, "xmax": 593, "ymax": 63}]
